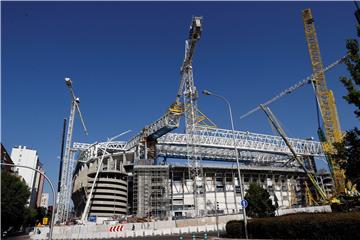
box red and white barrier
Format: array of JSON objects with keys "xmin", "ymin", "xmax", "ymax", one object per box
[{"xmin": 109, "ymin": 225, "xmax": 124, "ymax": 232}]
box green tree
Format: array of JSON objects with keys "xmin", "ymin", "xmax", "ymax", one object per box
[
  {"xmin": 340, "ymin": 34, "xmax": 360, "ymax": 119},
  {"xmin": 333, "ymin": 23, "xmax": 360, "ymax": 191},
  {"xmin": 244, "ymin": 182, "xmax": 275, "ymax": 218},
  {"xmin": 333, "ymin": 128, "xmax": 360, "ymax": 190},
  {"xmin": 23, "ymin": 206, "xmax": 37, "ymax": 227},
  {"xmin": 1, "ymin": 171, "xmax": 31, "ymax": 232},
  {"xmin": 35, "ymin": 207, "xmax": 47, "ymax": 224}
]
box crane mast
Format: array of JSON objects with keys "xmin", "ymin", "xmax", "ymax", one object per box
[
  {"xmin": 56, "ymin": 78, "xmax": 88, "ymax": 223},
  {"xmin": 302, "ymin": 9, "xmax": 345, "ymax": 195},
  {"xmin": 126, "ymin": 17, "xmax": 209, "ymax": 217},
  {"xmin": 177, "ymin": 16, "xmax": 205, "ymax": 217}
]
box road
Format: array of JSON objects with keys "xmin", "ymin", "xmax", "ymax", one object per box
[{"xmin": 6, "ymin": 233, "xmax": 30, "ymax": 240}]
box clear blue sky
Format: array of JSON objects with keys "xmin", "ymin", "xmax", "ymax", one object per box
[{"xmin": 2, "ymin": 1, "xmax": 359, "ymax": 203}]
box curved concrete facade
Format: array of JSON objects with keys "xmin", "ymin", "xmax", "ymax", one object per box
[{"xmin": 72, "ymin": 154, "xmax": 128, "ymax": 218}]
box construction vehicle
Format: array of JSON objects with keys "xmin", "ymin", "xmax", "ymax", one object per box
[
  {"xmin": 302, "ymin": 9, "xmax": 346, "ymax": 196},
  {"xmin": 301, "ymin": 9, "xmax": 360, "ymax": 204},
  {"xmin": 260, "ymin": 104, "xmax": 330, "ymax": 205},
  {"xmin": 242, "ymin": 9, "xmax": 355, "ymax": 203}
]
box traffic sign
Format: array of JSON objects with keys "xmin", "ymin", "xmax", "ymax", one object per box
[
  {"xmin": 88, "ymin": 215, "xmax": 97, "ymax": 222},
  {"xmin": 240, "ymin": 199, "xmax": 248, "ymax": 208}
]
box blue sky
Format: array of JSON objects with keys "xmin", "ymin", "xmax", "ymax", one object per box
[{"xmin": 2, "ymin": 1, "xmax": 359, "ymax": 204}]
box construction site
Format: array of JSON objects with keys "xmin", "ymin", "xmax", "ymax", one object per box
[{"xmin": 39, "ymin": 5, "xmax": 359, "ymax": 240}]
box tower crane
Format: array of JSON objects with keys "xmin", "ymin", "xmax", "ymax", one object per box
[
  {"xmin": 126, "ymin": 17, "xmax": 212, "ymax": 158},
  {"xmin": 177, "ymin": 16, "xmax": 206, "ymax": 217},
  {"xmin": 56, "ymin": 77, "xmax": 88, "ymax": 223},
  {"xmin": 124, "ymin": 16, "xmax": 214, "ymax": 217},
  {"xmin": 240, "ymin": 9, "xmax": 347, "ymax": 198},
  {"xmin": 302, "ymin": 8, "xmax": 345, "ymax": 195}
]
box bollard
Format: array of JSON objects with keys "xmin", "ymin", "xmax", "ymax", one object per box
[
  {"xmin": 179, "ymin": 236, "xmax": 184, "ymax": 240},
  {"xmin": 204, "ymin": 232, "xmax": 208, "ymax": 240},
  {"xmin": 192, "ymin": 232, "xmax": 196, "ymax": 240}
]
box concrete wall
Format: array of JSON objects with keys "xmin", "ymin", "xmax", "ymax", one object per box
[
  {"xmin": 30, "ymin": 219, "xmax": 226, "ymax": 240},
  {"xmin": 276, "ymin": 205, "xmax": 332, "ymax": 216},
  {"xmin": 72, "ymin": 154, "xmax": 128, "ymax": 217}
]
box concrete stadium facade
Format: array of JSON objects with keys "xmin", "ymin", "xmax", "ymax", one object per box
[
  {"xmin": 72, "ymin": 154, "xmax": 128, "ymax": 218},
  {"xmin": 72, "ymin": 149, "xmax": 318, "ymax": 220}
]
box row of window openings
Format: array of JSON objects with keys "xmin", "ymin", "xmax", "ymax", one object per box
[{"xmin": 88, "ymin": 181, "xmax": 127, "ymax": 188}]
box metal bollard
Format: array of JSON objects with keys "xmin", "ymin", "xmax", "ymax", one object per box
[
  {"xmin": 179, "ymin": 236, "xmax": 184, "ymax": 240},
  {"xmin": 192, "ymin": 232, "xmax": 196, "ymax": 240},
  {"xmin": 204, "ymin": 232, "xmax": 208, "ymax": 240}
]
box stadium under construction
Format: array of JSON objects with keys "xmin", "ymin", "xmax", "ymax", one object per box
[
  {"xmin": 70, "ymin": 128, "xmax": 333, "ymax": 221},
  {"xmin": 54, "ymin": 11, "xmax": 339, "ymax": 224}
]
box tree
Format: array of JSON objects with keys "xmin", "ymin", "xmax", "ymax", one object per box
[
  {"xmin": 1, "ymin": 171, "xmax": 31, "ymax": 232},
  {"xmin": 333, "ymin": 23, "xmax": 360, "ymax": 191},
  {"xmin": 333, "ymin": 128, "xmax": 360, "ymax": 190},
  {"xmin": 340, "ymin": 33, "xmax": 360, "ymax": 119},
  {"xmin": 244, "ymin": 182, "xmax": 275, "ymax": 218},
  {"xmin": 23, "ymin": 206, "xmax": 37, "ymax": 227}
]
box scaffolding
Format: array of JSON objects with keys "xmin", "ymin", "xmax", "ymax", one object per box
[{"xmin": 133, "ymin": 165, "xmax": 170, "ymax": 220}]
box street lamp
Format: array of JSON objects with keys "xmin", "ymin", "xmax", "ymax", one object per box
[
  {"xmin": 1, "ymin": 163, "xmax": 56, "ymax": 240},
  {"xmin": 202, "ymin": 90, "xmax": 248, "ymax": 239}
]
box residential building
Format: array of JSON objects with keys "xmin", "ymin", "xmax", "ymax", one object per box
[
  {"xmin": 11, "ymin": 146, "xmax": 44, "ymax": 207},
  {"xmin": 40, "ymin": 193, "xmax": 49, "ymax": 209}
]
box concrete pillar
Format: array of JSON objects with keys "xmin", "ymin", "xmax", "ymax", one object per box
[
  {"xmin": 213, "ymin": 173, "xmax": 218, "ymax": 214},
  {"xmin": 203, "ymin": 171, "xmax": 207, "ymax": 216},
  {"xmin": 232, "ymin": 172, "xmax": 238, "ymax": 213},
  {"xmin": 223, "ymin": 173, "xmax": 228, "ymax": 214}
]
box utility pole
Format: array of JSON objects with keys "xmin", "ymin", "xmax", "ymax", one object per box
[
  {"xmin": 202, "ymin": 90, "xmax": 248, "ymax": 239},
  {"xmin": 1, "ymin": 163, "xmax": 56, "ymax": 240}
]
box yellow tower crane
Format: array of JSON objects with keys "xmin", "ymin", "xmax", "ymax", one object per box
[{"xmin": 302, "ymin": 8, "xmax": 345, "ymax": 195}]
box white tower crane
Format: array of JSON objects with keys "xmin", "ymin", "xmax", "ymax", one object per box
[
  {"xmin": 56, "ymin": 77, "xmax": 88, "ymax": 223},
  {"xmin": 179, "ymin": 16, "xmax": 205, "ymax": 217}
]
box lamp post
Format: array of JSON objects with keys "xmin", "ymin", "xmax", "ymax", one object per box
[
  {"xmin": 202, "ymin": 90, "xmax": 248, "ymax": 239},
  {"xmin": 1, "ymin": 163, "xmax": 56, "ymax": 240}
]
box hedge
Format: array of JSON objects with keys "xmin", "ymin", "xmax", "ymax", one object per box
[{"xmin": 226, "ymin": 212, "xmax": 360, "ymax": 239}]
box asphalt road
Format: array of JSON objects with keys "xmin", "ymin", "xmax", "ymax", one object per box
[{"xmin": 5, "ymin": 233, "xmax": 30, "ymax": 240}]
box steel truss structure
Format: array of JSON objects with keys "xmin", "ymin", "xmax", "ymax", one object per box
[
  {"xmin": 74, "ymin": 126, "xmax": 324, "ymax": 166},
  {"xmin": 158, "ymin": 126, "xmax": 323, "ymax": 157}
]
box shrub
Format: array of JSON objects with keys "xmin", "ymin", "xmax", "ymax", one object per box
[
  {"xmin": 225, "ymin": 220, "xmax": 244, "ymax": 238},
  {"xmin": 226, "ymin": 212, "xmax": 360, "ymax": 239}
]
